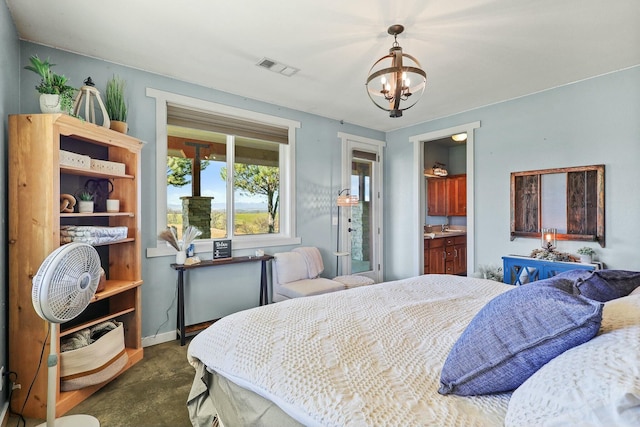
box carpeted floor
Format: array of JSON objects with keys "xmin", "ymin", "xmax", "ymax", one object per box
[{"xmin": 9, "ymin": 338, "xmax": 195, "ymax": 427}]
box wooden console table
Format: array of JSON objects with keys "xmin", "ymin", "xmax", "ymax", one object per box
[
  {"xmin": 502, "ymin": 255, "xmax": 601, "ymax": 286},
  {"xmin": 171, "ymin": 255, "xmax": 274, "ymax": 345}
]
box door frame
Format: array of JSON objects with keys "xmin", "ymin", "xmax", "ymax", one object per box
[
  {"xmin": 410, "ymin": 121, "xmax": 480, "ymax": 276},
  {"xmin": 338, "ymin": 132, "xmax": 385, "ymax": 282}
]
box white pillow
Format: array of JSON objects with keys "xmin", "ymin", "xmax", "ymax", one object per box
[{"xmin": 505, "ymin": 293, "xmax": 640, "ymax": 427}]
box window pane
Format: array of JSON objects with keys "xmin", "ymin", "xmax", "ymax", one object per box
[
  {"xmin": 166, "ymin": 126, "xmax": 227, "ymax": 239},
  {"xmin": 233, "ymin": 137, "xmax": 280, "ymax": 235}
]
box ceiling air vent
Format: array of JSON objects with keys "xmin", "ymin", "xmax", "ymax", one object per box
[{"xmin": 256, "ymin": 57, "xmax": 299, "ymax": 77}]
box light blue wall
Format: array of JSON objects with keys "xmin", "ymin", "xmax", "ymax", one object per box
[
  {"xmin": 18, "ymin": 42, "xmax": 383, "ymax": 339},
  {"xmin": 5, "ymin": 15, "xmax": 640, "ymax": 349},
  {"xmin": 386, "ymin": 66, "xmax": 640, "ymax": 279},
  {"xmin": 0, "ymin": 0, "xmax": 19, "ymax": 410}
]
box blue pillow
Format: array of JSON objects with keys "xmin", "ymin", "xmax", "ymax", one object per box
[
  {"xmin": 527, "ymin": 274, "xmax": 576, "ymax": 294},
  {"xmin": 438, "ymin": 284, "xmax": 602, "ymax": 396},
  {"xmin": 556, "ymin": 269, "xmax": 640, "ymax": 302}
]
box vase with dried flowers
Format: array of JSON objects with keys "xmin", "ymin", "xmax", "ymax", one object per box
[{"xmin": 158, "ymin": 225, "xmax": 202, "ymax": 264}]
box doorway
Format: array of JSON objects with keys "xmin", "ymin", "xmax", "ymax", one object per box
[
  {"xmin": 410, "ymin": 121, "xmax": 480, "ymax": 277},
  {"xmin": 338, "ymin": 133, "xmax": 385, "ymax": 283}
]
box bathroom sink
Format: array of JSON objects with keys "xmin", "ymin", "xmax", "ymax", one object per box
[{"xmin": 424, "ymin": 230, "xmax": 466, "ymax": 239}]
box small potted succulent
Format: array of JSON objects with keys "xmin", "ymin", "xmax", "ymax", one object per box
[
  {"xmin": 577, "ymin": 247, "xmax": 596, "ymax": 263},
  {"xmin": 77, "ymin": 191, "xmax": 94, "ymax": 213},
  {"xmin": 24, "ymin": 55, "xmax": 76, "ymax": 114}
]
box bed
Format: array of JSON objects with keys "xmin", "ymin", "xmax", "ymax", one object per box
[{"xmin": 187, "ymin": 273, "xmax": 640, "ymax": 427}]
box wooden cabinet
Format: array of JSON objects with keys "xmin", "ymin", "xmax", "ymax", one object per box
[
  {"xmin": 425, "ymin": 238, "xmax": 445, "ymax": 274},
  {"xmin": 423, "ymin": 239, "xmax": 429, "ymax": 274},
  {"xmin": 424, "ymin": 235, "xmax": 466, "ymax": 275},
  {"xmin": 8, "ymin": 114, "xmax": 144, "ymax": 418},
  {"xmin": 452, "ymin": 236, "xmax": 467, "ymax": 275},
  {"xmin": 447, "ymin": 175, "xmax": 467, "ymax": 216},
  {"xmin": 427, "ymin": 178, "xmax": 447, "ymax": 216},
  {"xmin": 426, "ymin": 174, "xmax": 466, "ymax": 216}
]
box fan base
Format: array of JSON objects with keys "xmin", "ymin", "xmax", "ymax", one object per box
[{"xmin": 36, "ymin": 414, "xmax": 100, "ymax": 427}]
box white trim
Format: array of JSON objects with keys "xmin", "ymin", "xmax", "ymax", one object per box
[
  {"xmin": 142, "ymin": 330, "xmax": 176, "ymax": 347},
  {"xmin": 338, "ymin": 132, "xmax": 386, "ymax": 282},
  {"xmin": 145, "ymin": 88, "xmax": 301, "ymax": 257},
  {"xmin": 410, "ymin": 121, "xmax": 480, "ymax": 276}
]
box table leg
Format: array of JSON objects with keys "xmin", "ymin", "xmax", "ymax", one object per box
[
  {"xmin": 260, "ymin": 259, "xmax": 268, "ymax": 306},
  {"xmin": 177, "ymin": 269, "xmax": 186, "ymax": 345}
]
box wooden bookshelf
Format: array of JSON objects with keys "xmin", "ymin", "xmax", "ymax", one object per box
[{"xmin": 8, "ymin": 114, "xmax": 144, "ymax": 418}]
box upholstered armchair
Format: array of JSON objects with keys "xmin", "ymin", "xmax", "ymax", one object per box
[{"xmin": 272, "ymin": 247, "xmax": 374, "ymax": 302}]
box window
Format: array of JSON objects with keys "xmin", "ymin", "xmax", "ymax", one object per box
[{"xmin": 147, "ymin": 89, "xmax": 301, "ymax": 257}]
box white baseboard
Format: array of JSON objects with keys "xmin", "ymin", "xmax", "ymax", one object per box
[{"xmin": 141, "ymin": 331, "xmax": 177, "ymax": 348}]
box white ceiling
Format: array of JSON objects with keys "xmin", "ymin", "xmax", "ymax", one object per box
[{"xmin": 7, "ymin": 0, "xmax": 640, "ymax": 132}]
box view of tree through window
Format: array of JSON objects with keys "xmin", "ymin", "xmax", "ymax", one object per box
[{"xmin": 166, "ymin": 127, "xmax": 280, "ymax": 239}]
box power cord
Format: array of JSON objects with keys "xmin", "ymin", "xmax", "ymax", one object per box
[
  {"xmin": 152, "ymin": 277, "xmax": 178, "ymax": 338},
  {"xmin": 14, "ymin": 326, "xmax": 49, "ymax": 427},
  {"xmin": 5, "ymin": 370, "xmax": 25, "ymax": 427}
]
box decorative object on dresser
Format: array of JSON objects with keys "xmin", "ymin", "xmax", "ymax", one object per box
[
  {"xmin": 105, "ymin": 74, "xmax": 128, "ymax": 134},
  {"xmin": 577, "ymin": 246, "xmax": 596, "ymax": 263},
  {"xmin": 24, "ymin": 54, "xmax": 76, "ymax": 114},
  {"xmin": 72, "ymin": 77, "xmax": 110, "ymax": 128},
  {"xmin": 540, "ymin": 227, "xmax": 557, "ymax": 250},
  {"xmin": 31, "ymin": 242, "xmax": 102, "ymax": 427},
  {"xmin": 158, "ymin": 225, "xmax": 202, "ymax": 264},
  {"xmin": 213, "ymin": 238, "xmax": 232, "ymax": 260},
  {"xmin": 8, "ymin": 113, "xmax": 144, "ymax": 419}
]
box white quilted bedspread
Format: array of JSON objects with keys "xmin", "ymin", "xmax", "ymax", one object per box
[{"xmin": 188, "ymin": 274, "xmax": 513, "ymax": 427}]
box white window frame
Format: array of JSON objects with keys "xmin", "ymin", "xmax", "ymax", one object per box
[{"xmin": 146, "ymin": 88, "xmax": 301, "ymax": 258}]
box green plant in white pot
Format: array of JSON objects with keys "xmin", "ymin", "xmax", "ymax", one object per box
[
  {"xmin": 577, "ymin": 246, "xmax": 596, "ymax": 263},
  {"xmin": 105, "ymin": 75, "xmax": 128, "ymax": 133},
  {"xmin": 24, "ymin": 55, "xmax": 76, "ymax": 114},
  {"xmin": 77, "ymin": 191, "xmax": 94, "ymax": 214}
]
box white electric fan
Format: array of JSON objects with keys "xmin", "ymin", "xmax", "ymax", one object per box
[{"xmin": 32, "ymin": 242, "xmax": 102, "ymax": 427}]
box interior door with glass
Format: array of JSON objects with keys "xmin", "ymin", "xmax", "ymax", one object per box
[{"xmin": 344, "ymin": 148, "xmax": 382, "ymax": 282}]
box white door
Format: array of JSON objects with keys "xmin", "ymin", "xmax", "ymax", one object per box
[{"xmin": 338, "ymin": 134, "xmax": 384, "ymax": 283}]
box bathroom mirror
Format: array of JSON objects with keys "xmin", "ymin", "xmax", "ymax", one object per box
[{"xmin": 510, "ymin": 164, "xmax": 605, "ymax": 247}]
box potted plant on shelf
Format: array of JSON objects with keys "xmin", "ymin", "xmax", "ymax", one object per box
[
  {"xmin": 77, "ymin": 191, "xmax": 94, "ymax": 213},
  {"xmin": 577, "ymin": 247, "xmax": 596, "ymax": 263},
  {"xmin": 24, "ymin": 55, "xmax": 76, "ymax": 114},
  {"xmin": 105, "ymin": 75, "xmax": 128, "ymax": 134}
]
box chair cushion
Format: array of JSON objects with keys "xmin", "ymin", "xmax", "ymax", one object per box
[
  {"xmin": 438, "ymin": 283, "xmax": 603, "ymax": 396},
  {"xmin": 333, "ymin": 275, "xmax": 375, "ymax": 288},
  {"xmin": 277, "ymin": 278, "xmax": 345, "ymax": 299},
  {"xmin": 274, "ymin": 252, "xmax": 309, "ymax": 283}
]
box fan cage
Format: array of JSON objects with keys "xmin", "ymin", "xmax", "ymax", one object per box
[{"xmin": 32, "ymin": 243, "xmax": 102, "ymax": 324}]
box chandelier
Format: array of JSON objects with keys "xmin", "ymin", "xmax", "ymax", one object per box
[{"xmin": 366, "ymin": 24, "xmax": 427, "ymax": 118}]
